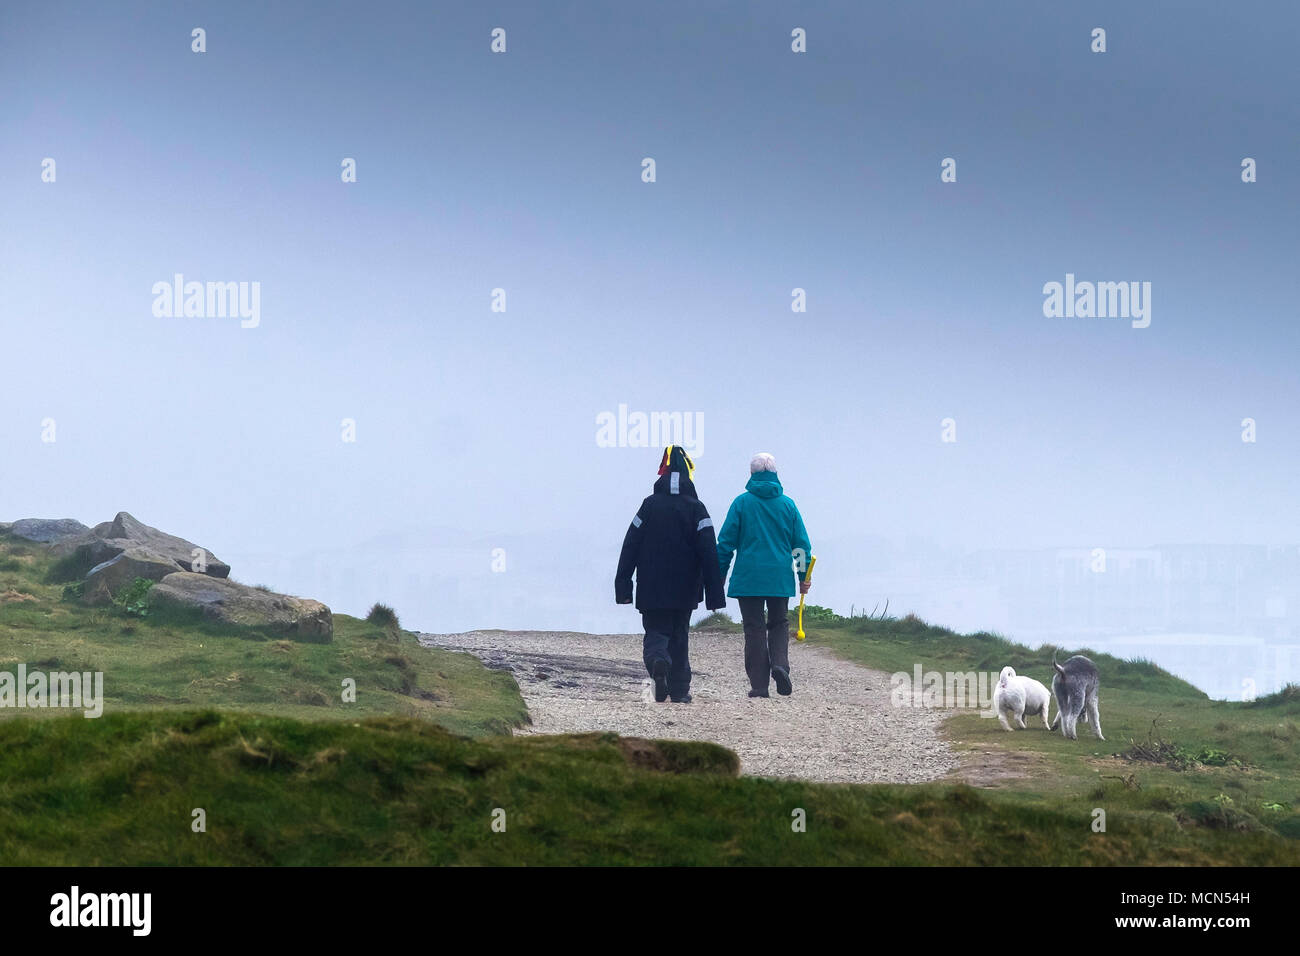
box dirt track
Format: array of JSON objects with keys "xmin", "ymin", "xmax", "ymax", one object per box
[{"xmin": 418, "ymin": 628, "xmax": 966, "ymax": 785}]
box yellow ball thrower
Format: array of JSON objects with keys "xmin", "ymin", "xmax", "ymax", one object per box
[{"xmin": 796, "ymin": 554, "xmax": 817, "ymax": 641}]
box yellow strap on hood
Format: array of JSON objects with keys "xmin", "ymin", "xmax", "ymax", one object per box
[{"xmin": 664, "ymin": 444, "xmax": 695, "ymax": 482}]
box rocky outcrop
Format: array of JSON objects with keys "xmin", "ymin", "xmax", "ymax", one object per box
[
  {"xmin": 55, "ymin": 511, "xmax": 230, "ymax": 580},
  {"xmin": 149, "ymin": 572, "xmax": 333, "ymax": 643},
  {"xmin": 6, "ymin": 511, "xmax": 332, "ymax": 641},
  {"xmin": 6, "ymin": 518, "xmax": 90, "ymax": 543}
]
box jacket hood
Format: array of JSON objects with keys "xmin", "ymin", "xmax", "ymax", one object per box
[
  {"xmin": 745, "ymin": 470, "xmax": 783, "ymax": 499},
  {"xmin": 653, "ymin": 469, "xmax": 698, "ymax": 498},
  {"xmin": 653, "ymin": 444, "xmax": 698, "ymax": 497}
]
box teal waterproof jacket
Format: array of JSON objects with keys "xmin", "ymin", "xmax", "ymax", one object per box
[{"xmin": 716, "ymin": 471, "xmax": 812, "ymax": 598}]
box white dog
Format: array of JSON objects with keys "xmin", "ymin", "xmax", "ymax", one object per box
[{"xmin": 992, "ymin": 666, "xmax": 1051, "ymax": 731}]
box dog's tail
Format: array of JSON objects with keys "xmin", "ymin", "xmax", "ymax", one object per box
[{"xmin": 1053, "ymin": 650, "xmax": 1066, "ymax": 677}]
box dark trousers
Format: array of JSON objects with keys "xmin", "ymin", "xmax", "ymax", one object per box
[
  {"xmin": 737, "ymin": 597, "xmax": 790, "ymax": 692},
  {"xmin": 641, "ymin": 609, "xmax": 692, "ymax": 699}
]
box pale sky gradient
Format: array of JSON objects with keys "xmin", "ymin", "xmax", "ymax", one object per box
[{"xmin": 2, "ymin": 2, "xmax": 1297, "ymax": 695}]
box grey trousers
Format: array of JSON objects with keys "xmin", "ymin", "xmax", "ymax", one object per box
[{"xmin": 737, "ymin": 596, "xmax": 790, "ymax": 692}]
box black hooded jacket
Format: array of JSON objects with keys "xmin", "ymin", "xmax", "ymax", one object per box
[{"xmin": 615, "ymin": 464, "xmax": 726, "ymax": 612}]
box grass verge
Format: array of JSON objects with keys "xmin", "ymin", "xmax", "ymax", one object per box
[
  {"xmin": 798, "ymin": 609, "xmax": 1300, "ymax": 849},
  {"xmin": 1, "ymin": 709, "xmax": 1295, "ymax": 865}
]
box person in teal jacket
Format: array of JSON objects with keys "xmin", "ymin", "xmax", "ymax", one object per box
[{"xmin": 716, "ymin": 452, "xmax": 812, "ymax": 698}]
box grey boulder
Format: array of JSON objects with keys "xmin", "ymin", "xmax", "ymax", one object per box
[
  {"xmin": 82, "ymin": 549, "xmax": 191, "ymax": 605},
  {"xmin": 149, "ymin": 572, "xmax": 332, "ymax": 643},
  {"xmin": 7, "ymin": 518, "xmax": 91, "ymax": 543}
]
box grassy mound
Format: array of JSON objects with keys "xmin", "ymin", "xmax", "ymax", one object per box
[
  {"xmin": 1, "ymin": 710, "xmax": 1295, "ymax": 865},
  {"xmin": 0, "ymin": 532, "xmax": 526, "ymax": 737}
]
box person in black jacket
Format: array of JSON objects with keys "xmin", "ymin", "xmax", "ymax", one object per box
[{"xmin": 616, "ymin": 445, "xmax": 726, "ymax": 703}]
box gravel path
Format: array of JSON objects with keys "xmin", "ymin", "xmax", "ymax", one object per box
[{"xmin": 417, "ymin": 628, "xmax": 960, "ymax": 785}]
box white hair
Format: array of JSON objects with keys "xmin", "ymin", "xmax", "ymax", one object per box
[{"xmin": 750, "ymin": 452, "xmax": 778, "ymax": 474}]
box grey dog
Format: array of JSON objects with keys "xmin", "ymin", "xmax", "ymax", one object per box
[{"xmin": 1046, "ymin": 652, "xmax": 1104, "ymax": 741}]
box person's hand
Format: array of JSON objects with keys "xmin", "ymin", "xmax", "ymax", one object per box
[
  {"xmin": 617, "ymin": 597, "xmax": 632, "ymax": 605},
  {"xmin": 799, "ymin": 580, "xmax": 811, "ymax": 594}
]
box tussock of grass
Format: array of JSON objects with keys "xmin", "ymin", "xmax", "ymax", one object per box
[
  {"xmin": 1246, "ymin": 683, "xmax": 1300, "ymax": 710},
  {"xmin": 366, "ymin": 602, "xmax": 400, "ymax": 630},
  {"xmin": 693, "ymin": 610, "xmax": 742, "ymax": 632},
  {"xmin": 1177, "ymin": 798, "xmax": 1260, "ymax": 832}
]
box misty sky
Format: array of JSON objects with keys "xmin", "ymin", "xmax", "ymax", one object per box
[{"xmin": 2, "ymin": 1, "xmax": 1297, "ymax": 645}]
